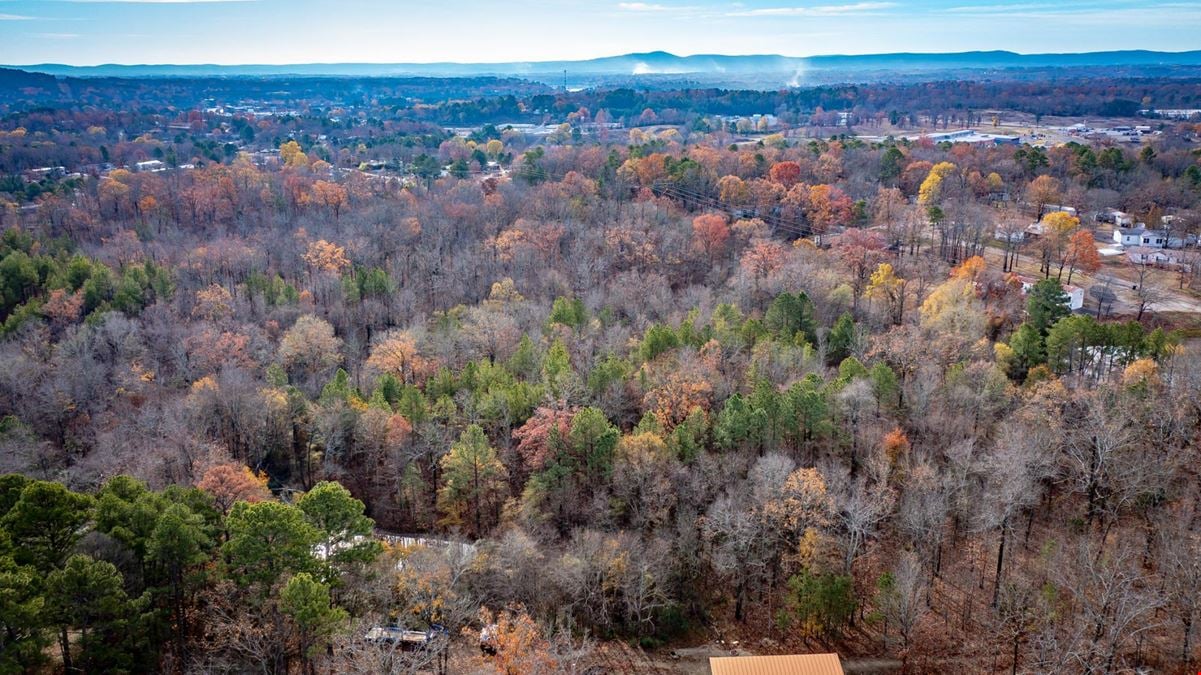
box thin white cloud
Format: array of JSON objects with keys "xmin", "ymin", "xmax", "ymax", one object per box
[
  {"xmin": 944, "ymin": 0, "xmax": 1200, "ymax": 17},
  {"xmin": 728, "ymin": 2, "xmax": 897, "ymax": 17},
  {"xmin": 0, "ymin": 13, "xmax": 36, "ymax": 20},
  {"xmin": 945, "ymin": 2, "xmax": 1068, "ymax": 11},
  {"xmin": 617, "ymin": 2, "xmax": 702, "ymax": 11},
  {"xmin": 32, "ymin": 32, "xmax": 80, "ymax": 39},
  {"xmin": 944, "ymin": 0, "xmax": 1151, "ymax": 12},
  {"xmin": 935, "ymin": 3, "xmax": 1201, "ymax": 27}
]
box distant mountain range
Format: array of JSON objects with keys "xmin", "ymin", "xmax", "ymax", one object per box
[{"xmin": 10, "ymin": 50, "xmax": 1201, "ymax": 81}]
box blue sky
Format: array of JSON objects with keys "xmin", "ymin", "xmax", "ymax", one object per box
[{"xmin": 0, "ymin": 0, "xmax": 1198, "ymax": 65}]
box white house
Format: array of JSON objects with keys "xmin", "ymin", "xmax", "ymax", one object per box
[
  {"xmin": 1167, "ymin": 234, "xmax": 1193, "ymax": 249},
  {"xmin": 1139, "ymin": 229, "xmax": 1168, "ymax": 248},
  {"xmin": 1098, "ymin": 208, "xmax": 1134, "ymax": 227},
  {"xmin": 1126, "ymin": 247, "xmax": 1198, "ymax": 270},
  {"xmin": 1113, "ymin": 226, "xmax": 1144, "ymax": 246},
  {"xmin": 1016, "ymin": 275, "xmax": 1085, "ymax": 311},
  {"xmin": 1111, "ymin": 223, "xmax": 1167, "ymax": 248},
  {"xmin": 1160, "ymin": 216, "xmax": 1196, "ymax": 249}
]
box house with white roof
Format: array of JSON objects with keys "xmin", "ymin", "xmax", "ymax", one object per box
[
  {"xmin": 1112, "ymin": 223, "xmax": 1168, "ymax": 248},
  {"xmin": 1113, "ymin": 226, "xmax": 1142, "ymax": 246},
  {"xmin": 1138, "ymin": 229, "xmax": 1168, "ymax": 248}
]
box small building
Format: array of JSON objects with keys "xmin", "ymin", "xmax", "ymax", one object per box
[
  {"xmin": 1096, "ymin": 208, "xmax": 1132, "ymax": 227},
  {"xmin": 995, "ymin": 227, "xmax": 1026, "ymax": 243},
  {"xmin": 710, "ymin": 654, "xmax": 845, "ymax": 675},
  {"xmin": 1160, "ymin": 215, "xmax": 1195, "ymax": 249},
  {"xmin": 24, "ymin": 166, "xmax": 66, "ymax": 181},
  {"xmin": 1114, "ymin": 225, "xmax": 1143, "ymax": 247},
  {"xmin": 1127, "ymin": 247, "xmax": 1176, "ymax": 266},
  {"xmin": 364, "ymin": 625, "xmax": 446, "ymax": 650},
  {"xmin": 365, "ymin": 623, "xmax": 449, "ymax": 671},
  {"xmin": 1063, "ymin": 284, "xmax": 1085, "ymax": 311},
  {"xmin": 134, "ymin": 160, "xmax": 166, "ymax": 172},
  {"xmin": 1016, "ymin": 275, "xmax": 1084, "ymax": 311},
  {"xmin": 1139, "ymin": 229, "xmax": 1168, "ymax": 248},
  {"xmin": 1167, "ymin": 233, "xmax": 1196, "ymax": 249},
  {"xmin": 1043, "ymin": 204, "xmax": 1077, "ymax": 218}
]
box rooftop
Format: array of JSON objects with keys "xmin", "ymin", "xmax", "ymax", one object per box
[{"xmin": 710, "ymin": 653, "xmax": 845, "ymax": 675}]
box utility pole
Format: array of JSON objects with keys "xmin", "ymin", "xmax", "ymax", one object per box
[{"xmin": 562, "ymin": 69, "xmax": 567, "ymax": 92}]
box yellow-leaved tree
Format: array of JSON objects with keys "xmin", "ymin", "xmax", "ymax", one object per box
[
  {"xmin": 279, "ymin": 140, "xmax": 308, "ymax": 167},
  {"xmin": 866, "ymin": 262, "xmax": 906, "ymax": 325},
  {"xmin": 918, "ymin": 161, "xmax": 957, "ymax": 206},
  {"xmin": 920, "ymin": 276, "xmax": 987, "ymax": 355},
  {"xmin": 302, "ymin": 239, "xmax": 350, "ymax": 274},
  {"xmin": 1040, "ymin": 211, "xmax": 1081, "ymax": 278}
]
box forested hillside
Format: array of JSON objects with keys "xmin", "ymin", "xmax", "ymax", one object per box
[{"xmin": 1, "ymin": 90, "xmax": 1201, "ymax": 673}]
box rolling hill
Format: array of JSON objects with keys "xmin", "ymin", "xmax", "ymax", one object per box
[{"xmin": 10, "ymin": 49, "xmax": 1201, "ymax": 81}]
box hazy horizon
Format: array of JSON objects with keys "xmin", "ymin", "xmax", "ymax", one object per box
[
  {"xmin": 1, "ymin": 0, "xmax": 1199, "ymax": 67},
  {"xmin": 7, "ymin": 47, "xmax": 1201, "ymax": 69}
]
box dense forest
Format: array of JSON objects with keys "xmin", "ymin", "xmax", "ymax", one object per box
[
  {"xmin": 1, "ymin": 75, "xmax": 1201, "ymax": 673},
  {"xmin": 4, "ymin": 68, "xmax": 1201, "ymax": 126}
]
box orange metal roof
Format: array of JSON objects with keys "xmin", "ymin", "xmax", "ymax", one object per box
[{"xmin": 709, "ymin": 653, "xmax": 845, "ymax": 675}]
